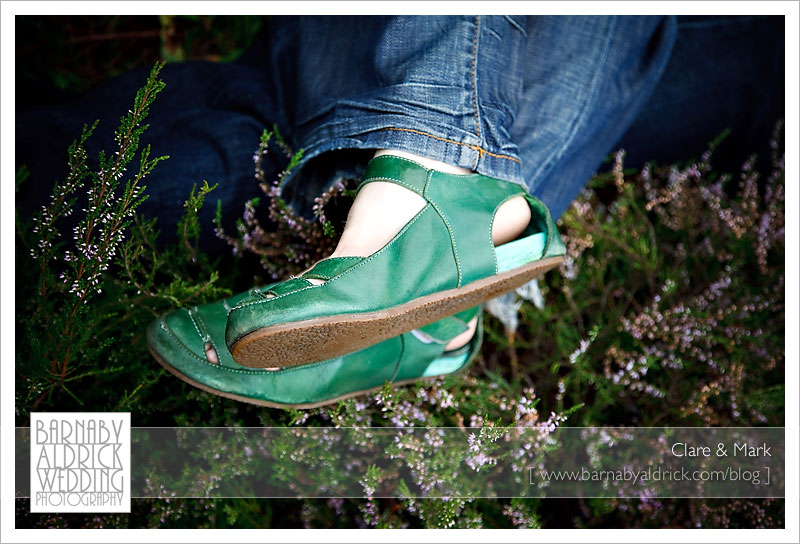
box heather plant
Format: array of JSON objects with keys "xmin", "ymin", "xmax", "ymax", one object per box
[
  {"xmin": 17, "ymin": 62, "xmax": 168, "ymax": 414},
  {"xmin": 214, "ymin": 127, "xmax": 356, "ymax": 279},
  {"xmin": 15, "ymin": 63, "xmax": 229, "ymax": 419},
  {"xmin": 536, "ymin": 128, "xmax": 785, "ymax": 429}
]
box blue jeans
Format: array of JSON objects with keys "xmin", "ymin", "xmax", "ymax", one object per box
[{"xmin": 16, "ymin": 16, "xmax": 783, "ymax": 252}]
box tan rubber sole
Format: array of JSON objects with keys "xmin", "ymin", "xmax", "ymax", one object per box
[
  {"xmin": 231, "ymin": 256, "xmax": 563, "ymax": 369},
  {"xmin": 149, "ymin": 345, "xmax": 466, "ymax": 410}
]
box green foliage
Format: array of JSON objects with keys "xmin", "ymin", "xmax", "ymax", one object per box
[
  {"xmin": 16, "ymin": 15, "xmax": 266, "ymax": 98},
  {"xmin": 18, "ymin": 62, "xmax": 166, "ymax": 416},
  {"xmin": 176, "ymin": 180, "xmax": 219, "ymax": 265},
  {"xmin": 16, "ymin": 63, "xmax": 227, "ymax": 420}
]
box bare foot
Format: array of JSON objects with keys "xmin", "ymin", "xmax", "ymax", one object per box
[
  {"xmin": 204, "ymin": 342, "xmax": 219, "ymax": 364},
  {"xmin": 304, "ymin": 149, "xmax": 530, "ymax": 285},
  {"xmin": 443, "ymin": 316, "xmax": 479, "ymax": 351}
]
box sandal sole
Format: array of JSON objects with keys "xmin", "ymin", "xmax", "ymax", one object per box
[
  {"xmin": 231, "ymin": 255, "xmax": 563, "ymax": 368},
  {"xmin": 149, "ymin": 345, "xmax": 469, "ymax": 410}
]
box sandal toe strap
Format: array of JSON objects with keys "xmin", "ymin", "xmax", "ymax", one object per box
[
  {"xmin": 254, "ymin": 257, "xmax": 366, "ymax": 299},
  {"xmin": 262, "ymin": 277, "xmax": 314, "ymax": 297},
  {"xmin": 300, "ymin": 256, "xmax": 364, "ymax": 281}
]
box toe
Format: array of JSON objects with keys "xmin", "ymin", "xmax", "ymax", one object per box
[
  {"xmin": 204, "ymin": 342, "xmax": 219, "ymax": 364},
  {"xmin": 444, "ymin": 316, "xmax": 479, "ymax": 351}
]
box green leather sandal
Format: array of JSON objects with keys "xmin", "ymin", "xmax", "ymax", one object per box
[
  {"xmin": 147, "ymin": 288, "xmax": 482, "ymax": 409},
  {"xmin": 227, "ymin": 154, "xmax": 565, "ymax": 369}
]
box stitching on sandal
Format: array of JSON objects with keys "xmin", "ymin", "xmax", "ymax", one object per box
[
  {"xmin": 233, "ymin": 282, "xmax": 315, "ymax": 309},
  {"xmin": 302, "ymin": 257, "xmax": 364, "ymax": 281},
  {"xmin": 358, "ymin": 176, "xmax": 425, "ymax": 196},
  {"xmin": 367, "ymin": 154, "xmax": 477, "ymax": 177},
  {"xmin": 424, "ymin": 171, "xmax": 463, "ymax": 287},
  {"xmin": 159, "ymin": 320, "xmax": 251, "ymax": 373},
  {"xmin": 193, "ymin": 311, "xmax": 220, "ymax": 361},
  {"xmin": 186, "ymin": 308, "xmax": 208, "ymax": 342},
  {"xmin": 266, "ymin": 278, "xmax": 313, "ymax": 296}
]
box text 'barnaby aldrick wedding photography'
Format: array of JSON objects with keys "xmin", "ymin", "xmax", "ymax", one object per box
[{"xmin": 30, "ymin": 413, "xmax": 130, "ymax": 513}]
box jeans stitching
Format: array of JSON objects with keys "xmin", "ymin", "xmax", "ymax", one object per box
[
  {"xmin": 471, "ymin": 15, "xmax": 483, "ymax": 166},
  {"xmin": 381, "ymin": 127, "xmax": 521, "ymax": 164}
]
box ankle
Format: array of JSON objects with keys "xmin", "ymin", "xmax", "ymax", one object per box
[
  {"xmin": 492, "ymin": 195, "xmax": 531, "ymax": 245},
  {"xmin": 374, "ymin": 150, "xmax": 529, "ymax": 246},
  {"xmin": 323, "ymin": 150, "xmax": 530, "ymax": 267},
  {"xmin": 330, "ymin": 181, "xmax": 426, "ymax": 258}
]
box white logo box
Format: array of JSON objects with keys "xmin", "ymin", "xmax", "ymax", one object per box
[{"xmin": 30, "ymin": 412, "xmax": 131, "ymax": 513}]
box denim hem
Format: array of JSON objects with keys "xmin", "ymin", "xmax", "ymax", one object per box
[{"xmin": 281, "ymin": 118, "xmax": 526, "ymax": 208}]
